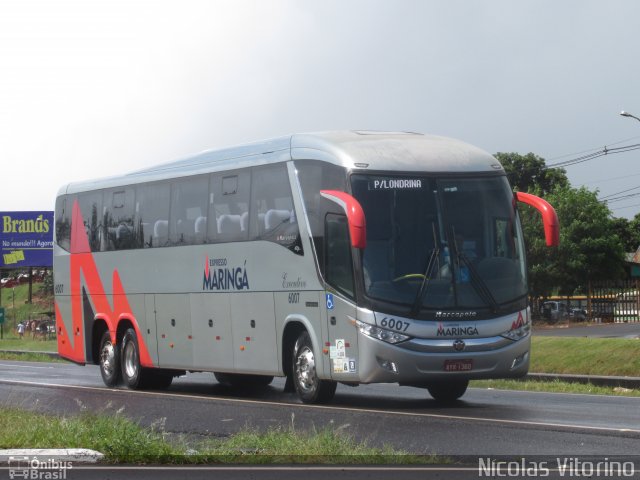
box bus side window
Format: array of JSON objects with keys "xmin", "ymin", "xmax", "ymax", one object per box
[
  {"xmin": 250, "ymin": 164, "xmax": 301, "ymax": 253},
  {"xmin": 325, "ymin": 214, "xmax": 355, "ymax": 299},
  {"xmin": 55, "ymin": 195, "xmax": 71, "ymax": 252},
  {"xmin": 295, "ymin": 161, "xmax": 348, "ymax": 271},
  {"xmin": 135, "ymin": 182, "xmax": 170, "ymax": 248},
  {"xmin": 208, "ymin": 170, "xmax": 250, "ymax": 243},
  {"xmin": 103, "ymin": 188, "xmax": 136, "ymax": 250},
  {"xmin": 169, "ymin": 175, "xmax": 208, "ymax": 246},
  {"xmin": 77, "ymin": 191, "xmax": 103, "ymax": 252}
]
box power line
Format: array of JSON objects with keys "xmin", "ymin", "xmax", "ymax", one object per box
[
  {"xmin": 546, "ymin": 134, "xmax": 640, "ymax": 161},
  {"xmin": 610, "ymin": 202, "xmax": 640, "ymax": 211},
  {"xmin": 602, "ymin": 192, "xmax": 640, "ymax": 204},
  {"xmin": 579, "ymin": 171, "xmax": 640, "ymax": 186},
  {"xmin": 600, "ymin": 185, "xmax": 640, "ymax": 201},
  {"xmin": 547, "ymin": 143, "xmax": 640, "ymax": 169}
]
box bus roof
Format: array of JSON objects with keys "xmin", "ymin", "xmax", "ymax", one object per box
[{"xmin": 59, "ymin": 131, "xmax": 503, "ymax": 196}]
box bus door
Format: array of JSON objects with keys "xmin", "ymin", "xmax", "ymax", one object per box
[{"xmin": 324, "ymin": 213, "xmax": 359, "ymax": 380}]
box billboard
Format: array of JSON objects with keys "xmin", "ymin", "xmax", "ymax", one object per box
[{"xmin": 0, "ymin": 211, "xmax": 54, "ymax": 268}]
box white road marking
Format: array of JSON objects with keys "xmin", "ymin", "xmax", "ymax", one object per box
[
  {"xmin": 0, "ymin": 362, "xmax": 54, "ymax": 369},
  {"xmin": 0, "ymin": 378, "xmax": 638, "ymax": 435}
]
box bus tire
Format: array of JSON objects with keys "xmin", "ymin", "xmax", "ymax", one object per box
[
  {"xmin": 99, "ymin": 330, "xmax": 121, "ymax": 387},
  {"xmin": 427, "ymin": 380, "xmax": 469, "ymax": 403},
  {"xmin": 292, "ymin": 331, "xmax": 336, "ymax": 404},
  {"xmin": 214, "ymin": 373, "xmax": 274, "ymax": 388},
  {"xmin": 120, "ymin": 327, "xmax": 145, "ymax": 389}
]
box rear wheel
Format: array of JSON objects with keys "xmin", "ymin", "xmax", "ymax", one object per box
[
  {"xmin": 121, "ymin": 328, "xmax": 144, "ymax": 389},
  {"xmin": 120, "ymin": 327, "xmax": 174, "ymax": 390},
  {"xmin": 99, "ymin": 331, "xmax": 120, "ymax": 387},
  {"xmin": 292, "ymin": 331, "xmax": 336, "ymax": 404},
  {"xmin": 427, "ymin": 380, "xmax": 469, "ymax": 403}
]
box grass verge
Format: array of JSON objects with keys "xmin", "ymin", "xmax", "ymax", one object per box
[
  {"xmin": 471, "ymin": 379, "xmax": 640, "ymax": 397},
  {"xmin": 0, "ymin": 336, "xmax": 57, "ymax": 353},
  {"xmin": 0, "ymin": 407, "xmax": 439, "ymax": 464},
  {"xmin": 0, "ymin": 351, "xmax": 65, "ymax": 362},
  {"xmin": 530, "ymin": 336, "xmax": 640, "ymax": 376}
]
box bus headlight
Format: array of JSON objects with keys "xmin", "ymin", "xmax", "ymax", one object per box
[
  {"xmin": 501, "ymin": 322, "xmax": 531, "ymax": 341},
  {"xmin": 356, "ymin": 320, "xmax": 411, "ymax": 344}
]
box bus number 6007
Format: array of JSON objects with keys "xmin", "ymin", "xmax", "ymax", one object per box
[
  {"xmin": 288, "ymin": 292, "xmax": 300, "ymax": 304},
  {"xmin": 380, "ymin": 317, "xmax": 409, "ymax": 332}
]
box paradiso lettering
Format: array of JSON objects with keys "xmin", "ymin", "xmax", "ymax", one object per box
[
  {"xmin": 203, "ymin": 257, "xmax": 250, "ymax": 291},
  {"xmin": 437, "ymin": 322, "xmax": 479, "ymax": 337},
  {"xmin": 3, "ymin": 214, "xmax": 50, "ymax": 233}
]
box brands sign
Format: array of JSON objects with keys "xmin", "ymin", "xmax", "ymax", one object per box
[{"xmin": 0, "ymin": 211, "xmax": 53, "ymax": 267}]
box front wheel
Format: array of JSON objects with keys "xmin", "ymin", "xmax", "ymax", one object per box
[
  {"xmin": 291, "ymin": 331, "xmax": 336, "ymax": 404},
  {"xmin": 427, "ymin": 380, "xmax": 469, "ymax": 403}
]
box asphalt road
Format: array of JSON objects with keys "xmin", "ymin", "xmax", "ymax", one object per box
[{"xmin": 1, "ymin": 360, "xmax": 639, "ymax": 459}]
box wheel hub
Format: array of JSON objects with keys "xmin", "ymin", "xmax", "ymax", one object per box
[
  {"xmin": 100, "ymin": 342, "xmax": 115, "ymax": 376},
  {"xmin": 295, "ymin": 346, "xmax": 316, "ymax": 392},
  {"xmin": 124, "ymin": 341, "xmax": 138, "ymax": 379}
]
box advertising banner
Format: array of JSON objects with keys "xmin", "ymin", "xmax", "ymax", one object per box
[{"xmin": 0, "ymin": 211, "xmax": 54, "ymax": 268}]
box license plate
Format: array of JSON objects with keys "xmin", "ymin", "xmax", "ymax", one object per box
[{"xmin": 443, "ymin": 359, "xmax": 473, "ymax": 372}]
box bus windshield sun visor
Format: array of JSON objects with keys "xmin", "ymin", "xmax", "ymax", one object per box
[{"xmin": 515, "ymin": 192, "xmax": 560, "ymax": 247}]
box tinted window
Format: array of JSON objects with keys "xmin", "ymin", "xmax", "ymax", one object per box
[
  {"xmin": 135, "ymin": 182, "xmax": 170, "ymax": 248},
  {"xmin": 295, "ymin": 161, "xmax": 347, "ymax": 272},
  {"xmin": 325, "ymin": 214, "xmax": 355, "ymax": 299},
  {"xmin": 55, "ymin": 195, "xmax": 71, "ymax": 252},
  {"xmin": 351, "ymin": 174, "xmax": 527, "ymax": 313},
  {"xmin": 102, "ymin": 188, "xmax": 136, "ymax": 251},
  {"xmin": 208, "ymin": 170, "xmax": 250, "ymax": 243},
  {"xmin": 169, "ymin": 175, "xmax": 209, "ymax": 245},
  {"xmin": 250, "ymin": 164, "xmax": 302, "ymax": 254},
  {"xmin": 77, "ymin": 191, "xmax": 103, "ymax": 252}
]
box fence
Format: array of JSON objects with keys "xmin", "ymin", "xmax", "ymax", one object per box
[
  {"xmin": 592, "ymin": 280, "xmax": 640, "ymax": 323},
  {"xmin": 534, "ymin": 280, "xmax": 640, "ymax": 324}
]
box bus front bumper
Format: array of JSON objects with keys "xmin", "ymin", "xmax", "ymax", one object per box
[{"xmin": 354, "ymin": 331, "xmax": 531, "ymax": 384}]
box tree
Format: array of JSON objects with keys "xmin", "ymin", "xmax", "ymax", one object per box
[
  {"xmin": 545, "ymin": 186, "xmax": 626, "ymax": 295},
  {"xmin": 494, "ymin": 152, "xmax": 569, "ymax": 196},
  {"xmin": 609, "ymin": 217, "xmax": 640, "ymax": 253},
  {"xmin": 498, "ymin": 152, "xmax": 626, "ymax": 301}
]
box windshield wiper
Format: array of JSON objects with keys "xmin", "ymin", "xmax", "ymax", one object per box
[
  {"xmin": 449, "ymin": 226, "xmax": 499, "ymax": 313},
  {"xmin": 410, "ymin": 223, "xmax": 439, "ymax": 317}
]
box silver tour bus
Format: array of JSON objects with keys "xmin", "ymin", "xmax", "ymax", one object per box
[{"xmin": 53, "ymin": 131, "xmax": 558, "ymax": 403}]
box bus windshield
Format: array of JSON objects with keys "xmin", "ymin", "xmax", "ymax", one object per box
[{"xmin": 350, "ymin": 174, "xmax": 527, "ymax": 316}]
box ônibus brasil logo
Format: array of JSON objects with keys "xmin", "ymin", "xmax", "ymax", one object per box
[{"xmin": 203, "ymin": 256, "xmax": 250, "ymax": 291}]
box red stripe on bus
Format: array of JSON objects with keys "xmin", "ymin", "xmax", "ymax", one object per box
[{"xmin": 60, "ymin": 200, "xmax": 154, "ymax": 367}]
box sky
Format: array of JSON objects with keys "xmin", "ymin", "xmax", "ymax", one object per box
[{"xmin": 2, "ymin": 0, "xmax": 640, "ymax": 218}]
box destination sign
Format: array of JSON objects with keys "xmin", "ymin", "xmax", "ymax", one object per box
[{"xmin": 368, "ymin": 178, "xmax": 424, "ymax": 190}]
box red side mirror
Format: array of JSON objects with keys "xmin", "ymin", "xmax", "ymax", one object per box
[
  {"xmin": 320, "ymin": 190, "xmax": 367, "ymax": 249},
  {"xmin": 515, "ymin": 192, "xmax": 560, "ymax": 247}
]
